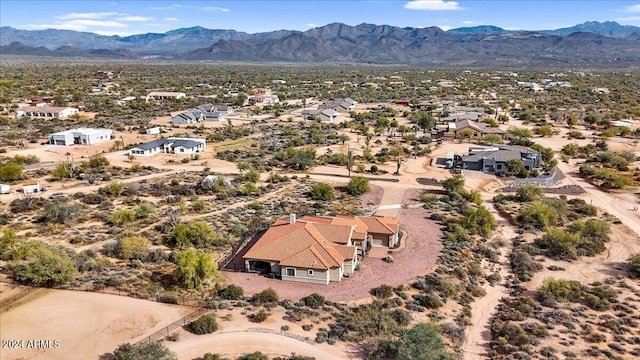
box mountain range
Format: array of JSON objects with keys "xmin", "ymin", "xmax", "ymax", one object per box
[{"xmin": 1, "ymin": 21, "xmax": 639, "ymax": 67}]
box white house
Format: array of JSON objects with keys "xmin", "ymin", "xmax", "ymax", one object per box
[
  {"xmin": 172, "ymin": 104, "xmax": 226, "ymax": 125},
  {"xmin": 48, "ymin": 128, "xmax": 113, "ymax": 146},
  {"xmin": 22, "ymin": 181, "xmax": 41, "ymax": 194},
  {"xmin": 146, "ymin": 92, "xmax": 186, "ymax": 100},
  {"xmin": 128, "ymin": 138, "xmax": 206, "ymax": 157},
  {"xmin": 319, "ymin": 109, "xmax": 340, "ymax": 121},
  {"xmin": 16, "ymin": 106, "xmax": 79, "ymax": 119},
  {"xmin": 145, "ymin": 126, "xmax": 162, "ymax": 135}
]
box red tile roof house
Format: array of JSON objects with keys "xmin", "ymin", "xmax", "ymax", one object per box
[{"xmin": 242, "ymin": 214, "xmax": 399, "ymax": 285}]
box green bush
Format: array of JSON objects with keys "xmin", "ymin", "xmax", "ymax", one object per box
[
  {"xmin": 302, "ymin": 293, "xmax": 326, "ymax": 308},
  {"xmin": 238, "ymin": 352, "xmax": 268, "ymax": 360},
  {"xmin": 252, "ymin": 287, "xmax": 279, "ymax": 304},
  {"xmin": 310, "ymin": 183, "xmax": 334, "ymax": 201},
  {"xmin": 10, "ymin": 241, "xmax": 77, "ymax": 286},
  {"xmin": 113, "ymin": 342, "xmax": 177, "ymax": 360},
  {"xmin": 249, "ymin": 309, "xmax": 270, "ymax": 323},
  {"xmin": 187, "ymin": 314, "xmax": 218, "ymax": 334},
  {"xmin": 373, "ymin": 284, "xmax": 394, "ymax": 298},
  {"xmin": 159, "ymin": 292, "xmax": 180, "ymax": 304},
  {"xmin": 629, "ymin": 253, "xmax": 640, "ymax": 279},
  {"xmin": 537, "ymin": 278, "xmax": 582, "ymax": 303},
  {"xmin": 346, "ymin": 176, "xmax": 370, "ymax": 196},
  {"xmin": 218, "ymin": 284, "xmax": 244, "ymax": 300}
]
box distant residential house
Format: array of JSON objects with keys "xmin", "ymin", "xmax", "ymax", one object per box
[
  {"xmin": 440, "ymin": 112, "xmax": 485, "ymax": 123},
  {"xmin": 28, "ymin": 96, "xmax": 54, "ymax": 106},
  {"xmin": 242, "ymin": 214, "xmax": 399, "ymax": 284},
  {"xmin": 172, "ymin": 104, "xmax": 225, "ymax": 125},
  {"xmin": 448, "ymin": 120, "xmax": 505, "ymax": 140},
  {"xmin": 22, "ymin": 181, "xmax": 41, "ymax": 194},
  {"xmin": 146, "ymin": 91, "xmax": 186, "ymax": 100},
  {"xmin": 462, "ymin": 145, "xmax": 541, "ymax": 173},
  {"xmin": 318, "ymin": 109, "xmax": 340, "ymax": 121},
  {"xmin": 128, "ymin": 138, "xmax": 206, "ymax": 157},
  {"xmin": 16, "ymin": 106, "xmax": 79, "ymax": 119},
  {"xmin": 145, "ymin": 126, "xmax": 162, "ymax": 135},
  {"xmin": 301, "ymin": 109, "xmax": 321, "ymax": 120},
  {"xmin": 115, "ymin": 96, "xmax": 137, "ymax": 106},
  {"xmin": 253, "ymin": 88, "xmax": 272, "ymax": 95},
  {"xmin": 48, "ymin": 128, "xmax": 113, "ymax": 146},
  {"xmin": 319, "ymin": 97, "xmax": 357, "ymax": 113},
  {"xmin": 248, "ymin": 94, "xmax": 279, "ymax": 105},
  {"xmin": 446, "ymin": 105, "xmax": 486, "ymax": 115}
]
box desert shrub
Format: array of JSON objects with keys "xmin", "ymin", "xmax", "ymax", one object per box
[
  {"xmin": 346, "ymin": 176, "xmax": 370, "ymax": 196},
  {"xmin": 415, "ymin": 293, "xmax": 444, "ymax": 308},
  {"xmin": 9, "ymin": 241, "xmax": 77, "ymax": 286},
  {"xmin": 517, "ymin": 201, "xmax": 559, "ymax": 229},
  {"xmin": 111, "ymin": 209, "xmax": 136, "ymax": 226},
  {"xmin": 36, "ymin": 201, "xmax": 84, "ymax": 225},
  {"xmin": 537, "ymin": 278, "xmax": 583, "ymax": 303},
  {"xmin": 218, "ymin": 284, "xmax": 244, "ymax": 300},
  {"xmin": 159, "ymin": 291, "xmax": 180, "ymax": 304},
  {"xmin": 389, "ymin": 309, "xmax": 412, "ymax": 327},
  {"xmin": 302, "ymin": 293, "xmax": 326, "ymax": 308},
  {"xmin": 173, "ymin": 249, "xmax": 217, "ymax": 289},
  {"xmin": 187, "ymin": 314, "xmax": 218, "ymax": 334},
  {"xmin": 99, "ymin": 181, "xmax": 125, "ymax": 197},
  {"xmin": 112, "ymin": 236, "xmax": 150, "ymax": 260},
  {"xmin": 202, "ymin": 353, "xmax": 222, "ymax": 360},
  {"xmin": 373, "ymin": 284, "xmax": 394, "ymax": 298},
  {"xmin": 629, "ymin": 253, "xmax": 640, "ymax": 279},
  {"xmin": 252, "ymin": 287, "xmax": 279, "ymax": 304},
  {"xmin": 168, "ymin": 221, "xmax": 222, "ymax": 248},
  {"xmin": 249, "ymin": 309, "xmax": 270, "ymax": 323},
  {"xmin": 310, "ymin": 182, "xmax": 334, "ymax": 201},
  {"xmin": 113, "ymin": 342, "xmax": 177, "ymax": 360},
  {"xmin": 495, "ymin": 322, "xmax": 531, "ymax": 346},
  {"xmin": 517, "ymin": 184, "xmax": 543, "ymax": 202},
  {"xmin": 394, "ymin": 323, "xmax": 454, "ymax": 360},
  {"xmin": 237, "ymin": 352, "xmax": 268, "ymax": 360},
  {"xmin": 586, "ymin": 332, "xmax": 606, "ymax": 343},
  {"xmin": 462, "ymin": 205, "xmax": 495, "ymax": 237}
]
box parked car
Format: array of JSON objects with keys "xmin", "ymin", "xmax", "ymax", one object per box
[{"xmin": 49, "ymin": 192, "xmax": 66, "ymax": 199}]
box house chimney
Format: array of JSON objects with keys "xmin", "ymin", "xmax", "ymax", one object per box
[{"xmin": 289, "ymin": 213, "xmax": 296, "ymax": 224}]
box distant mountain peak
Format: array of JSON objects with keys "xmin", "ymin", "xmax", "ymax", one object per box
[{"xmin": 543, "ymin": 20, "xmax": 640, "ymax": 38}]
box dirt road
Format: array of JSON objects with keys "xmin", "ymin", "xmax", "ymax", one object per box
[{"xmin": 462, "ymin": 194, "xmax": 514, "ymax": 360}]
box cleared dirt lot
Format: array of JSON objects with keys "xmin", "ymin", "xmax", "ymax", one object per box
[{"xmin": 0, "ymin": 289, "xmax": 191, "ymax": 360}]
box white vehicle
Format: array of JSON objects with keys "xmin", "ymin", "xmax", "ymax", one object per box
[{"xmin": 0, "ymin": 184, "xmax": 10, "ymax": 194}]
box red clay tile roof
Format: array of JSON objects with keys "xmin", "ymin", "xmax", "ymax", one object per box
[
  {"xmin": 334, "ymin": 245, "xmax": 357, "ymax": 260},
  {"xmin": 310, "ymin": 223, "xmax": 353, "ymax": 245},
  {"xmin": 244, "ymin": 214, "xmax": 399, "ymax": 270},
  {"xmin": 280, "ymin": 246, "xmax": 331, "ymax": 270}
]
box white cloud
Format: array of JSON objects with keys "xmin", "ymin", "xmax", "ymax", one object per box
[
  {"xmin": 144, "ymin": 23, "xmax": 166, "ymax": 27},
  {"xmin": 66, "ymin": 19, "xmax": 127, "ymax": 28},
  {"xmin": 165, "ymin": 17, "xmax": 179, "ymax": 21},
  {"xmin": 622, "ymin": 4, "xmax": 640, "ymax": 12},
  {"xmin": 150, "ymin": 4, "xmax": 184, "ymax": 10},
  {"xmin": 203, "ymin": 6, "xmax": 230, "ymax": 12},
  {"xmin": 461, "ymin": 20, "xmax": 475, "ymax": 25},
  {"xmin": 437, "ymin": 25, "xmax": 453, "ymax": 31},
  {"xmin": 618, "ymin": 16, "xmax": 640, "ymax": 22},
  {"xmin": 57, "ymin": 12, "xmax": 118, "ymax": 20},
  {"xmin": 306, "ymin": 23, "xmax": 318, "ymax": 28},
  {"xmin": 405, "ymin": 0, "xmax": 462, "ymax": 11},
  {"xmin": 118, "ymin": 16, "xmax": 153, "ymax": 22}
]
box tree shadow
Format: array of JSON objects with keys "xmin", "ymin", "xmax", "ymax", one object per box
[{"xmin": 98, "ymin": 353, "xmax": 114, "ymax": 360}]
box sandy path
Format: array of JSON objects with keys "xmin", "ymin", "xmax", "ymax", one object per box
[
  {"xmin": 462, "ymin": 194, "xmax": 514, "ymax": 360},
  {"xmin": 166, "ymin": 331, "xmax": 351, "ymax": 360},
  {"xmin": 0, "ymin": 289, "xmax": 191, "ymax": 360}
]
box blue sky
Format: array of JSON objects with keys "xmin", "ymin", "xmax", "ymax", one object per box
[{"xmin": 1, "ymin": 1, "xmax": 640, "ymax": 36}]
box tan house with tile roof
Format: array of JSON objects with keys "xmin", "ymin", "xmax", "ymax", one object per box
[{"xmin": 242, "ymin": 214, "xmax": 399, "ymax": 284}]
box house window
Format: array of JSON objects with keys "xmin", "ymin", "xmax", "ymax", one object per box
[
  {"xmin": 497, "ymin": 164, "xmax": 502, "ymax": 170},
  {"xmin": 308, "ymin": 269, "xmax": 314, "ymax": 276},
  {"xmin": 285, "ymin": 268, "xmax": 295, "ymax": 277},
  {"xmin": 180, "ymin": 148, "xmax": 184, "ymax": 152}
]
